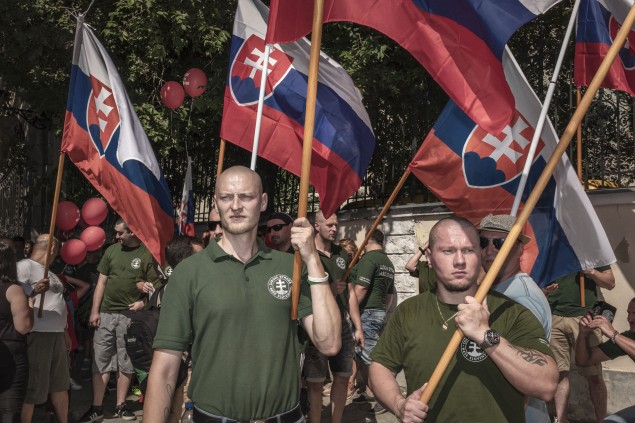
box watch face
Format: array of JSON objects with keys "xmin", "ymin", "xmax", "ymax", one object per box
[{"xmin": 486, "ymin": 330, "xmax": 500, "ymax": 345}]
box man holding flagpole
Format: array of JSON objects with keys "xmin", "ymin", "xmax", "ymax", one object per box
[{"xmin": 143, "ymin": 166, "xmax": 341, "ymax": 422}]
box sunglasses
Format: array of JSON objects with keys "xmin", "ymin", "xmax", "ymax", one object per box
[
  {"xmin": 267, "ymin": 223, "xmax": 291, "ymax": 233},
  {"xmin": 479, "ymin": 236, "xmax": 506, "ymax": 250},
  {"xmin": 208, "ymin": 221, "xmax": 222, "ymax": 231}
]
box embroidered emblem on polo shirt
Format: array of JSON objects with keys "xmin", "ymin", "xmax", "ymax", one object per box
[
  {"xmin": 131, "ymin": 258, "xmax": 141, "ymax": 269},
  {"xmin": 336, "ymin": 257, "xmax": 346, "ymax": 269},
  {"xmin": 267, "ymin": 274, "xmax": 292, "ymax": 300},
  {"xmin": 164, "ymin": 266, "xmax": 173, "ymax": 277},
  {"xmin": 460, "ymin": 338, "xmax": 487, "ymax": 363}
]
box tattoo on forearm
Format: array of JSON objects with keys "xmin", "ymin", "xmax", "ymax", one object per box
[
  {"xmin": 506, "ymin": 342, "xmax": 548, "ymax": 366},
  {"xmin": 163, "ymin": 383, "xmax": 175, "ymax": 423}
]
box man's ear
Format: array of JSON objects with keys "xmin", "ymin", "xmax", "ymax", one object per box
[
  {"xmin": 260, "ymin": 192, "xmax": 268, "ymax": 212},
  {"xmin": 425, "ymin": 248, "xmax": 432, "ymax": 268}
]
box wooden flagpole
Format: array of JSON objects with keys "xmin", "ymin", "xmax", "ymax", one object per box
[
  {"xmin": 576, "ymin": 88, "xmax": 586, "ymax": 307},
  {"xmin": 420, "ymin": 2, "xmax": 635, "ymax": 405},
  {"xmin": 217, "ymin": 138, "xmax": 227, "ymax": 179},
  {"xmin": 341, "ymin": 168, "xmax": 411, "ymax": 282},
  {"xmin": 291, "ymin": 0, "xmax": 325, "ymax": 320},
  {"xmin": 39, "ymin": 152, "xmax": 66, "ymax": 318},
  {"xmin": 38, "ymin": 15, "xmax": 86, "ymax": 318}
]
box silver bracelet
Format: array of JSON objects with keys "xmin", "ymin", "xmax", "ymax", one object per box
[
  {"xmin": 308, "ymin": 272, "xmax": 329, "ymax": 285},
  {"xmin": 610, "ymin": 331, "xmax": 619, "ymax": 344}
]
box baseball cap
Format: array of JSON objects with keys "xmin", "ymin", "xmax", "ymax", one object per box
[{"xmin": 266, "ymin": 212, "xmax": 294, "ymax": 225}]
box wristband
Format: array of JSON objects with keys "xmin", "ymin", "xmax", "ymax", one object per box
[
  {"xmin": 308, "ymin": 272, "xmax": 329, "ymax": 285},
  {"xmin": 610, "ymin": 331, "xmax": 619, "ymax": 344}
]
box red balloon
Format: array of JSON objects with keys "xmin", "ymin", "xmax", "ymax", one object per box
[
  {"xmin": 82, "ymin": 198, "xmax": 108, "ymax": 226},
  {"xmin": 80, "ymin": 226, "xmax": 106, "ymax": 251},
  {"xmin": 160, "ymin": 81, "xmax": 185, "ymax": 110},
  {"xmin": 183, "ymin": 68, "xmax": 207, "ymax": 97},
  {"xmin": 60, "ymin": 239, "xmax": 87, "ymax": 265},
  {"xmin": 56, "ymin": 201, "xmax": 80, "ymax": 231}
]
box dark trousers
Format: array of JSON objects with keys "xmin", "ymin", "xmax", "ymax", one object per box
[{"xmin": 0, "ymin": 342, "xmax": 28, "ymax": 423}]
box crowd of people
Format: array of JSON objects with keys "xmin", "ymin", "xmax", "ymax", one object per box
[{"xmin": 0, "ymin": 165, "xmax": 633, "ymax": 423}]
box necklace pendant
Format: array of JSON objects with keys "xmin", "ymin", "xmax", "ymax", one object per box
[{"xmin": 442, "ymin": 323, "xmax": 448, "ymax": 330}]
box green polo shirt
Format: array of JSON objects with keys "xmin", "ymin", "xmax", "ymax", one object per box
[
  {"xmin": 97, "ymin": 243, "xmax": 159, "ymax": 312},
  {"xmin": 353, "ymin": 250, "xmax": 395, "ymax": 310},
  {"xmin": 317, "ymin": 244, "xmax": 350, "ymax": 312},
  {"xmin": 153, "ymin": 239, "xmax": 312, "ymax": 420},
  {"xmin": 548, "ymin": 266, "xmax": 611, "ymax": 317}
]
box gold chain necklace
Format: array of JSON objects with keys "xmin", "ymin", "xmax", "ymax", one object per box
[{"xmin": 435, "ymin": 297, "xmax": 459, "ymax": 331}]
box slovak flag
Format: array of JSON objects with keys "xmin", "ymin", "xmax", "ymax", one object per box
[
  {"xmin": 177, "ymin": 157, "xmax": 195, "ymax": 236},
  {"xmin": 220, "ymin": 0, "xmax": 375, "ymax": 218},
  {"xmin": 575, "ymin": 0, "xmax": 635, "ymax": 96},
  {"xmin": 61, "ymin": 24, "xmax": 174, "ymax": 264},
  {"xmin": 409, "ymin": 49, "xmax": 615, "ymax": 286},
  {"xmin": 266, "ymin": 0, "xmax": 561, "ymax": 134}
]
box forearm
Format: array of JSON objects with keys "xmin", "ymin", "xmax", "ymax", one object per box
[
  {"xmin": 487, "ymin": 338, "xmax": 558, "ymax": 401},
  {"xmin": 586, "ymin": 268, "xmax": 615, "ymax": 290},
  {"xmin": 143, "ymin": 350, "xmax": 182, "ymax": 423},
  {"xmin": 405, "ymin": 250, "xmax": 423, "ymax": 273},
  {"xmin": 348, "ymin": 289, "xmax": 363, "ymax": 330},
  {"xmin": 91, "ymin": 276, "xmax": 107, "ymax": 314},
  {"xmin": 369, "ymin": 362, "xmax": 407, "ymax": 419},
  {"xmin": 305, "ymin": 252, "xmax": 341, "ymax": 354}
]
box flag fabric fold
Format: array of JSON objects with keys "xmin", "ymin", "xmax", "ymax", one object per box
[
  {"xmin": 61, "ymin": 24, "xmax": 174, "ymax": 264},
  {"xmin": 221, "ymin": 0, "xmax": 375, "ymax": 218},
  {"xmin": 409, "ymin": 48, "xmax": 615, "ymax": 286},
  {"xmin": 575, "ymin": 0, "xmax": 635, "ymax": 96},
  {"xmin": 177, "ymin": 157, "xmax": 195, "ymax": 236},
  {"xmin": 266, "ymin": 0, "xmax": 560, "ymax": 134}
]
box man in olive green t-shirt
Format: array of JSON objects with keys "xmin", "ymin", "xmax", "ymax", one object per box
[
  {"xmin": 305, "ymin": 210, "xmax": 363, "ymax": 423},
  {"xmin": 352, "ymin": 229, "xmax": 395, "ymax": 411},
  {"xmin": 143, "ymin": 166, "xmax": 341, "ymax": 422},
  {"xmin": 369, "ymin": 216, "xmax": 558, "ymax": 422},
  {"xmin": 544, "ymin": 266, "xmax": 615, "ymax": 423},
  {"xmin": 79, "ymin": 218, "xmax": 160, "ymax": 422}
]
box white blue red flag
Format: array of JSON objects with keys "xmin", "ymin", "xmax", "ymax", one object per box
[
  {"xmin": 265, "ymin": 0, "xmax": 560, "ymax": 134},
  {"xmin": 177, "ymin": 157, "xmax": 195, "ymax": 236},
  {"xmin": 221, "ymin": 0, "xmax": 375, "ymax": 218},
  {"xmin": 575, "ymin": 0, "xmax": 635, "ymax": 96},
  {"xmin": 61, "ymin": 24, "xmax": 173, "ymax": 264},
  {"xmin": 409, "ymin": 49, "xmax": 615, "ymax": 286}
]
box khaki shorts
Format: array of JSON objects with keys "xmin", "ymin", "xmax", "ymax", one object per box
[
  {"xmin": 25, "ymin": 332, "xmax": 70, "ymax": 404},
  {"xmin": 93, "ymin": 312, "xmax": 134, "ymax": 374},
  {"xmin": 550, "ymin": 314, "xmax": 602, "ymax": 375}
]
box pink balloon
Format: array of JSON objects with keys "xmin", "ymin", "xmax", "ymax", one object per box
[
  {"xmin": 183, "ymin": 68, "xmax": 207, "ymax": 97},
  {"xmin": 82, "ymin": 198, "xmax": 108, "ymax": 226},
  {"xmin": 80, "ymin": 226, "xmax": 106, "ymax": 251},
  {"xmin": 56, "ymin": 201, "xmax": 80, "ymax": 231},
  {"xmin": 60, "ymin": 239, "xmax": 87, "ymax": 265},
  {"xmin": 160, "ymin": 81, "xmax": 185, "ymax": 110}
]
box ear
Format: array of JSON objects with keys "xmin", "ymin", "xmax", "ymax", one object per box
[
  {"xmin": 425, "ymin": 248, "xmax": 432, "ymax": 268},
  {"xmin": 260, "ymin": 192, "xmax": 268, "ymax": 212}
]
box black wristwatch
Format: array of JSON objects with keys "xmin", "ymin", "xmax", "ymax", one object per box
[{"xmin": 478, "ymin": 329, "xmax": 500, "ymax": 351}]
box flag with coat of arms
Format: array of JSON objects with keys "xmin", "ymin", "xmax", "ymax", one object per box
[
  {"xmin": 265, "ymin": 0, "xmax": 561, "ymax": 134},
  {"xmin": 575, "ymin": 0, "xmax": 635, "ymax": 96},
  {"xmin": 220, "ymin": 0, "xmax": 376, "ymax": 218},
  {"xmin": 409, "ymin": 48, "xmax": 616, "ymax": 286},
  {"xmin": 61, "ymin": 23, "xmax": 173, "ymax": 264}
]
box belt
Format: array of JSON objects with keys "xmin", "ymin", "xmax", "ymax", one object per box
[{"xmin": 193, "ymin": 405, "xmax": 303, "ymax": 423}]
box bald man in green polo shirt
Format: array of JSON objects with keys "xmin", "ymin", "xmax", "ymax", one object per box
[{"xmin": 143, "ymin": 166, "xmax": 341, "ymax": 423}]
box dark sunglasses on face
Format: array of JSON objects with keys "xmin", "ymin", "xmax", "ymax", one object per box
[
  {"xmin": 267, "ymin": 223, "xmax": 290, "ymax": 233},
  {"xmin": 208, "ymin": 221, "xmax": 222, "ymax": 231},
  {"xmin": 479, "ymin": 236, "xmax": 506, "ymax": 250}
]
